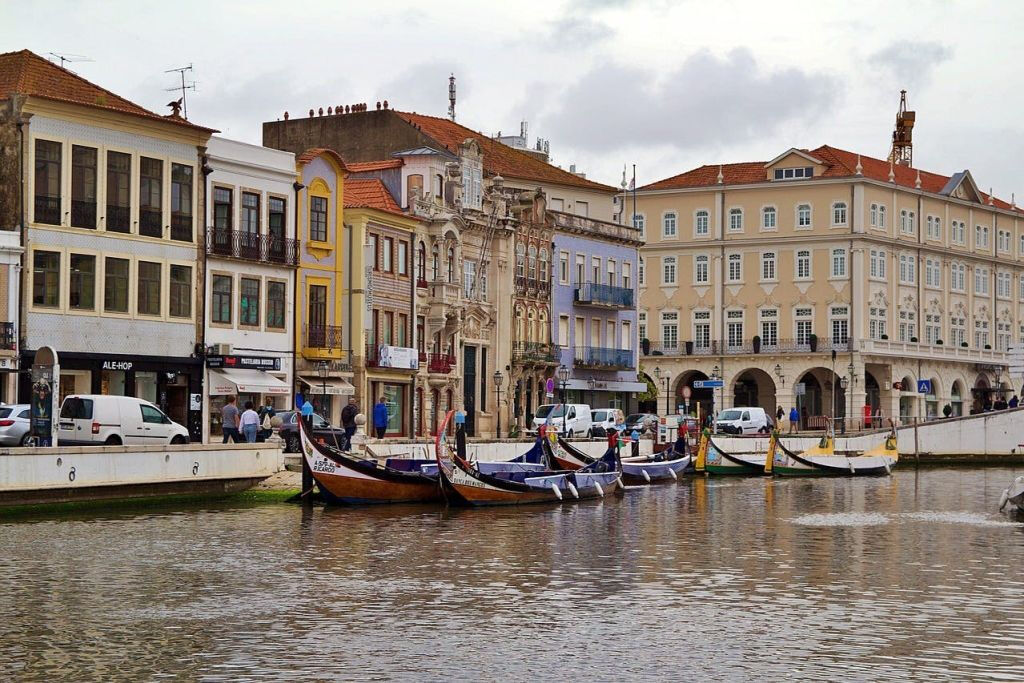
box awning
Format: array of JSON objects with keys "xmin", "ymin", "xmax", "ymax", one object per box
[
  {"xmin": 564, "ymin": 379, "xmax": 648, "ymax": 393},
  {"xmin": 299, "ymin": 376, "xmax": 356, "ymax": 396},
  {"xmin": 209, "ymin": 368, "xmax": 291, "ymax": 395}
]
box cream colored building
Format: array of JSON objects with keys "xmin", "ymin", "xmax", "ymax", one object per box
[{"xmin": 633, "ymin": 146, "xmax": 1024, "ymax": 426}]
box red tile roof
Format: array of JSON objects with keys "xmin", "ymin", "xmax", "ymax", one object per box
[
  {"xmin": 344, "ymin": 178, "xmax": 406, "ymax": 217},
  {"xmin": 296, "ymin": 147, "xmax": 349, "ymax": 171},
  {"xmin": 640, "ymin": 144, "xmax": 1018, "ymax": 212},
  {"xmin": 0, "ymin": 49, "xmax": 215, "ymax": 133},
  {"xmin": 347, "ymin": 159, "xmax": 403, "ymax": 172},
  {"xmin": 395, "ymin": 111, "xmax": 616, "ymax": 193}
]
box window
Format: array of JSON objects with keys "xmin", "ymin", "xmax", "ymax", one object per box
[
  {"xmin": 997, "ymin": 272, "xmax": 1011, "ymax": 299},
  {"xmin": 212, "ymin": 275, "xmax": 233, "ymax": 324},
  {"xmin": 796, "ymin": 250, "xmax": 811, "ymax": 280},
  {"xmin": 213, "ymin": 187, "xmax": 233, "ymax": 245},
  {"xmin": 368, "ymin": 234, "xmax": 379, "ymax": 271},
  {"xmin": 461, "ymin": 158, "xmax": 482, "ymax": 210},
  {"xmin": 899, "ymin": 253, "xmax": 916, "ymax": 284},
  {"xmin": 34, "ymin": 139, "xmax": 62, "ymax": 225},
  {"xmin": 532, "ymin": 247, "xmax": 541, "ymax": 281},
  {"xmin": 590, "ymin": 255, "xmax": 600, "ymax": 284},
  {"xmin": 1020, "ymin": 234, "xmax": 1024, "ymax": 255},
  {"xmin": 169, "ymin": 265, "xmax": 192, "ymax": 318},
  {"xmin": 728, "ymin": 208, "xmax": 743, "ymax": 232},
  {"xmin": 761, "ymin": 206, "xmax": 776, "ymax": 230},
  {"xmin": 106, "ymin": 151, "xmax": 131, "ymax": 233},
  {"xmin": 632, "ymin": 214, "xmax": 645, "ymax": 232},
  {"xmin": 694, "ymin": 311, "xmax": 711, "ymax": 350},
  {"xmin": 830, "ymin": 306, "xmax": 849, "ymax": 344},
  {"xmin": 761, "ymin": 252, "xmax": 776, "ymax": 281},
  {"xmin": 795, "ymin": 307, "xmax": 813, "ymax": 344},
  {"xmin": 398, "ymin": 241, "xmax": 408, "ymax": 276},
  {"xmin": 71, "ymin": 145, "xmax": 97, "ymax": 229},
  {"xmin": 516, "ymin": 244, "xmax": 526, "ymax": 278},
  {"xmin": 622, "ymin": 262, "xmax": 631, "ymax": 290},
  {"xmin": 725, "ymin": 253, "xmax": 741, "ymax": 282},
  {"xmin": 1020, "ymin": 274, "xmax": 1024, "ymax": 301},
  {"xmin": 140, "ymin": 404, "xmax": 168, "ymax": 425},
  {"xmin": 878, "ymin": 205, "xmax": 887, "ymax": 229},
  {"xmin": 607, "ymin": 259, "xmax": 616, "ymax": 287},
  {"xmin": 975, "ymin": 318, "xmax": 990, "ymax": 348},
  {"xmin": 32, "ymin": 250, "xmax": 60, "ymax": 308},
  {"xmin": 950, "ymin": 262, "xmax": 966, "ymax": 292},
  {"xmin": 976, "ymin": 225, "xmax": 989, "ymax": 248},
  {"xmin": 398, "ymin": 313, "xmax": 409, "ymax": 347},
  {"xmin": 898, "ymin": 310, "xmax": 916, "ymax": 342},
  {"xmin": 559, "ymin": 251, "xmax": 569, "ymax": 284},
  {"xmin": 137, "ymin": 261, "xmax": 162, "ymax": 316},
  {"xmin": 171, "ymin": 163, "xmax": 194, "ymax": 241},
  {"xmin": 308, "ymin": 284, "xmax": 327, "ymax": 340},
  {"xmin": 417, "ymin": 242, "xmax": 427, "ymax": 282},
  {"xmin": 796, "ymin": 204, "xmax": 811, "ymax": 228},
  {"xmin": 406, "ymin": 174, "xmax": 423, "ymax": 204},
  {"xmin": 695, "ymin": 255, "xmax": 709, "ymax": 284},
  {"xmin": 900, "ymin": 209, "xmax": 916, "ymax": 235},
  {"xmin": 104, "ymin": 257, "xmax": 129, "ymax": 313},
  {"xmin": 447, "ymin": 247, "xmax": 455, "ymax": 283},
  {"xmin": 999, "ymin": 230, "xmax": 1011, "ymax": 253},
  {"xmin": 139, "ymin": 157, "xmax": 163, "ymax": 238},
  {"xmin": 926, "ymin": 215, "xmax": 941, "ymax": 240},
  {"xmin": 662, "ymin": 256, "xmax": 676, "ymax": 285},
  {"xmin": 621, "ymin": 321, "xmax": 631, "ymax": 350},
  {"xmin": 925, "ymin": 313, "xmax": 942, "ymax": 344},
  {"xmin": 832, "ymin": 202, "xmax": 847, "ymax": 226},
  {"xmin": 66, "ymin": 253, "xmax": 96, "ymax": 311},
  {"xmin": 431, "ymin": 244, "xmax": 439, "ymax": 280},
  {"xmin": 726, "ymin": 310, "xmax": 744, "ymax": 349},
  {"xmin": 869, "ymin": 307, "xmax": 887, "ymax": 340},
  {"xmin": 773, "ymin": 166, "xmax": 814, "ymax": 180},
  {"xmin": 870, "ymin": 249, "xmax": 886, "ymax": 279},
  {"xmin": 663, "ymin": 212, "xmax": 677, "ymax": 237},
  {"xmin": 759, "ymin": 308, "xmax": 778, "ymax": 347},
  {"xmin": 463, "ymin": 260, "xmax": 477, "ymax": 298},
  {"xmin": 950, "ymin": 315, "xmax": 966, "ymax": 347},
  {"xmin": 638, "ymin": 257, "xmax": 644, "ymax": 286},
  {"xmin": 951, "ymin": 220, "xmax": 965, "ymax": 245},
  {"xmin": 574, "ymin": 254, "xmax": 584, "ymax": 284},
  {"xmin": 267, "ymin": 281, "xmax": 286, "ymax": 329},
  {"xmin": 559, "ymin": 315, "xmax": 570, "ymax": 347},
  {"xmin": 382, "ymin": 237, "xmax": 394, "ymax": 272},
  {"xmin": 638, "ymin": 311, "xmax": 646, "ymax": 344},
  {"xmin": 831, "ymin": 248, "xmax": 847, "ymax": 278},
  {"xmin": 870, "ymin": 203, "xmax": 878, "ymax": 227},
  {"xmin": 925, "ymin": 258, "xmax": 940, "ymax": 288},
  {"xmin": 997, "ymin": 321, "xmax": 1012, "ymax": 351},
  {"xmin": 540, "ymin": 249, "xmax": 550, "ymax": 282},
  {"xmin": 661, "ymin": 312, "xmax": 678, "ymax": 349},
  {"xmin": 310, "ymin": 196, "xmax": 328, "ymax": 242},
  {"xmin": 975, "ymin": 266, "xmax": 990, "ymax": 295},
  {"xmin": 695, "ymin": 210, "xmax": 709, "ymax": 236}
]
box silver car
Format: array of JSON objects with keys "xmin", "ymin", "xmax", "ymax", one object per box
[{"xmin": 0, "ymin": 404, "xmax": 32, "ymax": 446}]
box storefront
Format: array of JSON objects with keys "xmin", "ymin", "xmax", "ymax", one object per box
[
  {"xmin": 19, "ymin": 350, "xmax": 204, "ymax": 441},
  {"xmin": 297, "ymin": 375, "xmax": 356, "ymax": 423},
  {"xmin": 206, "ymin": 354, "xmax": 291, "ymax": 439}
]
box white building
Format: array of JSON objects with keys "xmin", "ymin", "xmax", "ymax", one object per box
[{"xmin": 202, "ymin": 137, "xmax": 298, "ymax": 441}]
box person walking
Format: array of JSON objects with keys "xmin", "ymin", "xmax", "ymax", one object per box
[
  {"xmin": 220, "ymin": 396, "xmax": 241, "ymax": 443},
  {"xmin": 240, "ymin": 401, "xmax": 260, "ymax": 443},
  {"xmin": 373, "ymin": 397, "xmax": 389, "ymax": 439},
  {"xmin": 788, "ymin": 406, "xmax": 799, "ymax": 434},
  {"xmin": 341, "ymin": 396, "xmax": 359, "ymax": 449},
  {"xmin": 776, "ymin": 406, "xmax": 784, "ymax": 428},
  {"xmin": 1010, "ymin": 395, "xmax": 1020, "ymax": 409},
  {"xmin": 257, "ymin": 397, "xmax": 276, "ymax": 442}
]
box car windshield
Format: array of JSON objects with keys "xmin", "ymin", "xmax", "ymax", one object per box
[
  {"xmin": 719, "ymin": 409, "xmax": 743, "ymax": 420},
  {"xmin": 535, "ymin": 405, "xmax": 566, "ymax": 419},
  {"xmin": 625, "ymin": 414, "xmax": 647, "ymax": 424},
  {"xmin": 593, "ymin": 410, "xmax": 607, "ymax": 421}
]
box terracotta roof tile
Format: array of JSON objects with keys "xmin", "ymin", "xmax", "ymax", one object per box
[
  {"xmin": 296, "ymin": 147, "xmax": 349, "ymax": 171},
  {"xmin": 395, "ymin": 111, "xmax": 615, "ymax": 193},
  {"xmin": 344, "ymin": 178, "xmax": 406, "ymax": 217},
  {"xmin": 0, "ymin": 49, "xmax": 215, "ymax": 133},
  {"xmin": 347, "ymin": 159, "xmax": 403, "ymax": 172}
]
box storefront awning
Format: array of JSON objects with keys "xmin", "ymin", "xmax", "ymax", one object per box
[
  {"xmin": 209, "ymin": 368, "xmax": 291, "ymax": 395},
  {"xmin": 299, "ymin": 376, "xmax": 356, "ymax": 396}
]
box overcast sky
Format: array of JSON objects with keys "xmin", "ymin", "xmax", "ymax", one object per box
[{"xmin": 5, "ymin": 0, "xmax": 1024, "ymax": 198}]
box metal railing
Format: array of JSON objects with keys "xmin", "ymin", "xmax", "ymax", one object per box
[
  {"xmin": 34, "ymin": 196, "xmax": 60, "ymax": 225},
  {"xmin": 71, "ymin": 200, "xmax": 96, "ymax": 229},
  {"xmin": 574, "ymin": 282, "xmax": 634, "ymax": 308},
  {"xmin": 427, "ymin": 353, "xmax": 456, "ymax": 374},
  {"xmin": 512, "ymin": 341, "xmax": 560, "ymax": 363},
  {"xmin": 171, "ymin": 214, "xmax": 193, "ymax": 242},
  {"xmin": 304, "ymin": 324, "xmax": 344, "ymax": 349},
  {"xmin": 642, "ymin": 337, "xmax": 853, "ymax": 356},
  {"xmin": 105, "ymin": 204, "xmax": 130, "ymax": 232},
  {"xmin": 139, "ymin": 208, "xmax": 162, "ymax": 237},
  {"xmin": 207, "ymin": 229, "xmax": 300, "ymax": 266},
  {"xmin": 514, "ymin": 276, "xmax": 551, "ymax": 296},
  {"xmin": 0, "ymin": 322, "xmax": 15, "ymax": 351},
  {"xmin": 574, "ymin": 346, "xmax": 633, "ymax": 369}
]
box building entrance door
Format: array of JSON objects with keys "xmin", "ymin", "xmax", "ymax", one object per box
[{"xmin": 463, "ymin": 345, "xmax": 476, "ymax": 436}]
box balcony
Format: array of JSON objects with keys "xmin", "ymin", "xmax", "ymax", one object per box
[
  {"xmin": 71, "ymin": 199, "xmax": 96, "ymax": 229},
  {"xmin": 139, "ymin": 207, "xmax": 163, "ymax": 238},
  {"xmin": 514, "ymin": 275, "xmax": 551, "ymax": 297},
  {"xmin": 0, "ymin": 322, "xmax": 15, "ymax": 351},
  {"xmin": 641, "ymin": 337, "xmax": 853, "ymax": 357},
  {"xmin": 207, "ymin": 229, "xmax": 300, "ymax": 266},
  {"xmin": 105, "ymin": 204, "xmax": 130, "ymax": 233},
  {"xmin": 574, "ymin": 282, "xmax": 634, "ymax": 309},
  {"xmin": 427, "ymin": 353, "xmax": 456, "ymax": 374},
  {"xmin": 512, "ymin": 341, "xmax": 560, "ymax": 364},
  {"xmin": 34, "ymin": 196, "xmax": 60, "ymax": 225},
  {"xmin": 546, "ymin": 210, "xmax": 644, "ymax": 245},
  {"xmin": 171, "ymin": 213, "xmax": 193, "ymax": 242},
  {"xmin": 304, "ymin": 324, "xmax": 344, "ymax": 350},
  {"xmin": 860, "ymin": 338, "xmax": 1009, "ymax": 364},
  {"xmin": 574, "ymin": 346, "xmax": 634, "ymax": 370}
]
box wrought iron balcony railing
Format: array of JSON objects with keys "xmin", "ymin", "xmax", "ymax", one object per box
[
  {"xmin": 574, "ymin": 346, "xmax": 634, "ymax": 370},
  {"xmin": 34, "ymin": 196, "xmax": 60, "ymax": 225},
  {"xmin": 512, "ymin": 341, "xmax": 560, "ymax": 364},
  {"xmin": 207, "ymin": 229, "xmax": 300, "ymax": 266},
  {"xmin": 427, "ymin": 353, "xmax": 456, "ymax": 374},
  {"xmin": 304, "ymin": 324, "xmax": 344, "ymax": 349},
  {"xmin": 71, "ymin": 199, "xmax": 96, "ymax": 229},
  {"xmin": 574, "ymin": 282, "xmax": 634, "ymax": 308}
]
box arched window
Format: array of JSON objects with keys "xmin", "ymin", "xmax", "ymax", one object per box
[
  {"xmin": 417, "ymin": 242, "xmax": 426, "ymax": 282},
  {"xmin": 516, "ymin": 307, "xmax": 525, "ymax": 342},
  {"xmin": 539, "ymin": 249, "xmax": 549, "ymax": 281},
  {"xmin": 527, "ymin": 309, "xmax": 536, "ymax": 342},
  {"xmin": 431, "ymin": 244, "xmax": 439, "ymax": 280},
  {"xmin": 528, "ymin": 245, "xmax": 538, "ymax": 280},
  {"xmin": 516, "ymin": 243, "xmax": 526, "ymax": 278},
  {"xmin": 539, "ymin": 310, "xmax": 549, "ymax": 343},
  {"xmin": 447, "ymin": 246, "xmax": 455, "ymax": 283}
]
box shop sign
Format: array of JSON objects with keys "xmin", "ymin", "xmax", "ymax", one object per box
[
  {"xmin": 379, "ymin": 346, "xmax": 419, "ymax": 370},
  {"xmin": 102, "ymin": 361, "xmax": 133, "ymax": 371},
  {"xmin": 206, "ymin": 355, "xmax": 281, "ymax": 371}
]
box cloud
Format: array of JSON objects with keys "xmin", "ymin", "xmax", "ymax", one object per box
[
  {"xmin": 868, "ymin": 41, "xmax": 953, "ymax": 90},
  {"xmin": 378, "ymin": 61, "xmax": 464, "ymax": 115},
  {"xmin": 547, "ymin": 16, "xmax": 613, "ymax": 48},
  {"xmin": 535, "ymin": 48, "xmax": 838, "ymax": 154}
]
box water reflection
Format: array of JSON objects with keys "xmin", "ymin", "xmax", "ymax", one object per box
[{"xmin": 1, "ymin": 468, "xmax": 1023, "ymax": 680}]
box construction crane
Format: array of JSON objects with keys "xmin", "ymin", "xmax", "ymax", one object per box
[{"xmin": 888, "ymin": 90, "xmax": 915, "ymax": 167}]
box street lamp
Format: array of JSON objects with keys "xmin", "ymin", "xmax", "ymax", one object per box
[
  {"xmin": 774, "ymin": 363, "xmax": 785, "ymax": 386},
  {"xmin": 493, "ymin": 370, "xmax": 503, "ymax": 439},
  {"xmin": 663, "ymin": 371, "xmax": 672, "ymax": 417},
  {"xmin": 316, "ymin": 360, "xmax": 330, "ymax": 419},
  {"xmin": 711, "ymin": 364, "xmax": 721, "ymax": 433},
  {"xmin": 839, "ymin": 374, "xmax": 849, "ymax": 433},
  {"xmin": 557, "ymin": 365, "xmax": 570, "ymax": 436}
]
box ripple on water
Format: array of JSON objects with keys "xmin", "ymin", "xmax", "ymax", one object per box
[
  {"xmin": 787, "ymin": 511, "xmax": 891, "ymax": 527},
  {"xmin": 899, "ymin": 510, "xmax": 1023, "ymax": 527}
]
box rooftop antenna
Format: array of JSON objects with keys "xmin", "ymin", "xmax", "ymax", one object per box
[
  {"xmin": 165, "ymin": 64, "xmax": 196, "ymax": 120},
  {"xmin": 448, "ymin": 74, "xmax": 456, "ymax": 121},
  {"xmin": 47, "ymin": 52, "xmax": 92, "ymax": 71},
  {"xmin": 888, "ymin": 89, "xmax": 915, "ymax": 168}
]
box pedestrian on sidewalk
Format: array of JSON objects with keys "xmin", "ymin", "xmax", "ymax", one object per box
[
  {"xmin": 220, "ymin": 395, "xmax": 241, "ymax": 443},
  {"xmin": 1010, "ymin": 395, "xmax": 1020, "ymax": 409},
  {"xmin": 776, "ymin": 406, "xmax": 784, "ymax": 427},
  {"xmin": 341, "ymin": 396, "xmax": 359, "ymax": 449},
  {"xmin": 788, "ymin": 406, "xmax": 799, "ymax": 434},
  {"xmin": 373, "ymin": 397, "xmax": 389, "ymax": 439},
  {"xmin": 240, "ymin": 401, "xmax": 260, "ymax": 443}
]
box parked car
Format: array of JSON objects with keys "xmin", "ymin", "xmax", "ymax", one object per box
[
  {"xmin": 531, "ymin": 404, "xmax": 593, "ymax": 437},
  {"xmin": 58, "ymin": 395, "xmax": 190, "ymax": 446},
  {"xmin": 0, "ymin": 404, "xmax": 32, "ymax": 446},
  {"xmin": 624, "ymin": 413, "xmax": 658, "ymax": 434},
  {"xmin": 277, "ymin": 410, "xmax": 348, "ymax": 453},
  {"xmin": 715, "ymin": 407, "xmax": 770, "ymax": 435},
  {"xmin": 590, "ymin": 408, "xmax": 625, "ymax": 437}
]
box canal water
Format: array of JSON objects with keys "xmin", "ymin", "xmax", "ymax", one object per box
[{"xmin": 2, "ymin": 467, "xmax": 1023, "ymax": 681}]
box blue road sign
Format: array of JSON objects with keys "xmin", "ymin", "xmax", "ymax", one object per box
[
  {"xmin": 917, "ymin": 379, "xmax": 932, "ymax": 394},
  {"xmin": 693, "ymin": 379, "xmax": 724, "ymax": 389}
]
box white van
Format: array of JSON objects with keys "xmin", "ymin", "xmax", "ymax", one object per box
[
  {"xmin": 59, "ymin": 395, "xmax": 190, "ymax": 446},
  {"xmin": 590, "ymin": 408, "xmax": 625, "ymax": 437},
  {"xmin": 715, "ymin": 407, "xmax": 770, "ymax": 435},
  {"xmin": 531, "ymin": 404, "xmax": 593, "ymax": 437}
]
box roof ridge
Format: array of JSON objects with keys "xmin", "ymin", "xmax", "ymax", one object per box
[{"xmin": 18, "ymin": 50, "xmax": 158, "ymax": 119}]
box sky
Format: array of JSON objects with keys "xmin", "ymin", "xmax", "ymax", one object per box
[{"xmin": 5, "ymin": 0, "xmax": 1024, "ymax": 198}]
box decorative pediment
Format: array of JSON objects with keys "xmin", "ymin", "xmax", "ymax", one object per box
[{"xmin": 939, "ymin": 170, "xmax": 984, "ymax": 204}]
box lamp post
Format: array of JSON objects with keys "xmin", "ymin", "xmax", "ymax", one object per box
[
  {"xmin": 316, "ymin": 360, "xmax": 329, "ymax": 418},
  {"xmin": 711, "ymin": 364, "xmax": 721, "ymax": 433},
  {"xmin": 839, "ymin": 375, "xmax": 849, "ymax": 434},
  {"xmin": 847, "ymin": 361, "xmax": 857, "ymax": 432},
  {"xmin": 557, "ymin": 365, "xmax": 570, "ymax": 436},
  {"xmin": 663, "ymin": 371, "xmax": 672, "ymax": 417},
  {"xmin": 493, "ymin": 370, "xmax": 503, "ymax": 439},
  {"xmin": 653, "ymin": 366, "xmax": 661, "ymax": 414}
]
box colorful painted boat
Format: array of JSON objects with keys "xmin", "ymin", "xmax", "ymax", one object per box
[
  {"xmin": 693, "ymin": 429, "xmax": 768, "ymax": 476},
  {"xmin": 435, "ymin": 412, "xmax": 621, "ymax": 506},
  {"xmin": 548, "ymin": 435, "xmax": 691, "ymax": 484},
  {"xmin": 998, "ymin": 475, "xmax": 1024, "ymax": 512},
  {"xmin": 767, "ymin": 425, "xmax": 898, "ymax": 477}
]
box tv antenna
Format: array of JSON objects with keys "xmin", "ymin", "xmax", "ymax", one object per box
[
  {"xmin": 47, "ymin": 52, "xmax": 93, "ymax": 71},
  {"xmin": 165, "ymin": 64, "xmax": 196, "ymax": 119}
]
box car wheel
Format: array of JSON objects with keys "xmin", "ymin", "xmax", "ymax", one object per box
[
  {"xmin": 19, "ymin": 432, "xmax": 31, "ymax": 446},
  {"xmin": 286, "ymin": 434, "xmax": 301, "ymax": 453},
  {"xmin": 170, "ymin": 435, "xmax": 187, "ymax": 445},
  {"xmin": 105, "ymin": 435, "xmax": 123, "ymax": 446},
  {"xmin": 587, "ymin": 428, "xmax": 594, "ymax": 438}
]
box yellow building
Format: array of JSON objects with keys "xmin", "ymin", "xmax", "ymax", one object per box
[{"xmin": 632, "ymin": 145, "xmax": 1024, "ymax": 426}]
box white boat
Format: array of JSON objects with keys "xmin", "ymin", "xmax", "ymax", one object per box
[{"xmin": 999, "ymin": 475, "xmax": 1024, "ymax": 512}]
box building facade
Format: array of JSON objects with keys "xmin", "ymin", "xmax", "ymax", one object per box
[
  {"xmin": 633, "ymin": 146, "xmax": 1024, "ymax": 426},
  {"xmin": 202, "ymin": 136, "xmax": 298, "ymax": 440}
]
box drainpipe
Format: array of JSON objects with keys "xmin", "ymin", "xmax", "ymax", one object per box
[
  {"xmin": 292, "ymin": 180, "xmax": 304, "ymax": 407},
  {"xmin": 198, "ymin": 153, "xmax": 213, "ymax": 442},
  {"xmin": 16, "ymin": 111, "xmax": 28, "ymax": 399}
]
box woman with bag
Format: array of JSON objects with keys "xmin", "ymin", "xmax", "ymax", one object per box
[{"xmin": 258, "ymin": 398, "xmax": 276, "ymax": 442}]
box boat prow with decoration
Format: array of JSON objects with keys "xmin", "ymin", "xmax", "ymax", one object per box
[
  {"xmin": 767, "ymin": 422, "xmax": 898, "ymax": 477},
  {"xmin": 694, "ymin": 428, "xmax": 768, "ymax": 475},
  {"xmin": 999, "ymin": 475, "xmax": 1024, "ymax": 512},
  {"xmin": 548, "ymin": 433, "xmax": 691, "ymax": 484}
]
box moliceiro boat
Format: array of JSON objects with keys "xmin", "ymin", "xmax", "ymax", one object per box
[
  {"xmin": 435, "ymin": 413, "xmax": 622, "ymax": 506},
  {"xmin": 548, "ymin": 434, "xmax": 691, "ymax": 485},
  {"xmin": 999, "ymin": 475, "xmax": 1024, "ymax": 512},
  {"xmin": 766, "ymin": 423, "xmax": 898, "ymax": 477},
  {"xmin": 694, "ymin": 429, "xmax": 768, "ymax": 476}
]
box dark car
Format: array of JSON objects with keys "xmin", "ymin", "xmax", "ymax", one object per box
[
  {"xmin": 624, "ymin": 413, "xmax": 658, "ymax": 434},
  {"xmin": 277, "ymin": 410, "xmax": 348, "ymax": 453}
]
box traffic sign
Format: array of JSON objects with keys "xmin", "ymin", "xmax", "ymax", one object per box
[
  {"xmin": 917, "ymin": 379, "xmax": 932, "ymax": 394},
  {"xmin": 682, "ymin": 386, "xmax": 692, "ymax": 399},
  {"xmin": 546, "ymin": 378, "xmax": 555, "ymax": 393},
  {"xmin": 794, "ymin": 382, "xmax": 806, "ymax": 396},
  {"xmin": 693, "ymin": 379, "xmax": 723, "ymax": 389}
]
